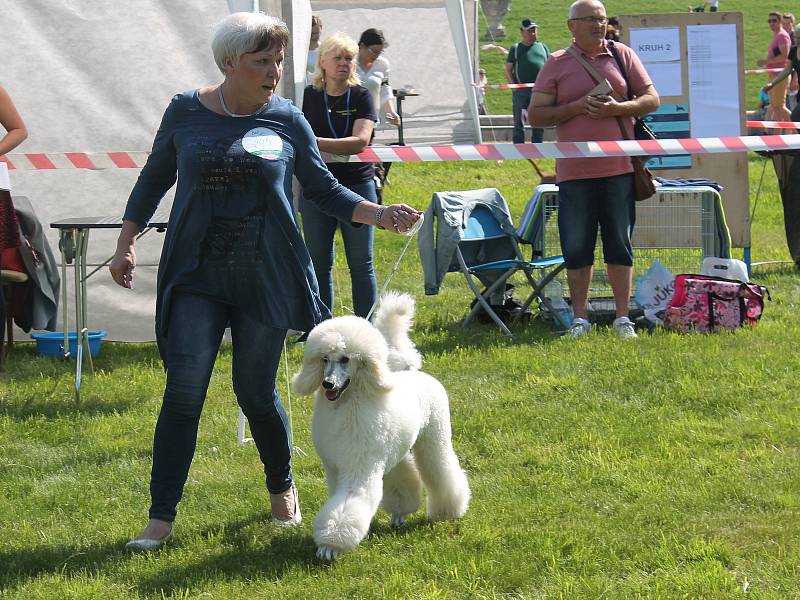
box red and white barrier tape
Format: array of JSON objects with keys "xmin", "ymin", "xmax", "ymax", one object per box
[
  {"xmin": 746, "ymin": 120, "xmax": 800, "ymax": 129},
  {"xmin": 344, "ymin": 135, "xmax": 800, "ymax": 162},
  {"xmin": 4, "ymin": 135, "xmax": 800, "ymax": 169},
  {"xmin": 0, "ymin": 152, "xmax": 150, "ymax": 170},
  {"xmin": 744, "ymin": 67, "xmax": 783, "ymax": 75},
  {"xmin": 477, "ymin": 69, "xmax": 780, "ymax": 90}
]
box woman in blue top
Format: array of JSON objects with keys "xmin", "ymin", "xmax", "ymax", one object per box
[
  {"xmin": 302, "ymin": 32, "xmax": 378, "ymax": 318},
  {"xmin": 109, "ymin": 12, "xmax": 420, "ymax": 550}
]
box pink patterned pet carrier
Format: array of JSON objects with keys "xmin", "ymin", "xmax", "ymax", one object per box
[{"xmin": 663, "ymin": 274, "xmax": 769, "ymax": 333}]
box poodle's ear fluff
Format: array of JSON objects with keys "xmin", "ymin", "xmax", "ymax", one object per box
[
  {"xmin": 292, "ymin": 352, "xmax": 324, "ymax": 396},
  {"xmin": 357, "ymin": 348, "xmax": 395, "ymax": 395}
]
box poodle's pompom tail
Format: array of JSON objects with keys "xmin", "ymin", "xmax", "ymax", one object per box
[
  {"xmin": 373, "ymin": 292, "xmax": 422, "ymax": 372},
  {"xmin": 373, "ymin": 292, "xmax": 415, "ymax": 339}
]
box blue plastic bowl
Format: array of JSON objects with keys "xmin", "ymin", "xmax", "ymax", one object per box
[{"xmin": 30, "ymin": 331, "xmax": 108, "ymax": 358}]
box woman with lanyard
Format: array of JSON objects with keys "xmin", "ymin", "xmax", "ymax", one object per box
[{"xmin": 301, "ymin": 32, "xmax": 379, "ymax": 319}]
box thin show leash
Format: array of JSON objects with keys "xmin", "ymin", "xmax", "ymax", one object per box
[
  {"xmin": 282, "ymin": 337, "xmax": 307, "ymax": 457},
  {"xmin": 365, "ymin": 212, "xmax": 425, "ymax": 321}
]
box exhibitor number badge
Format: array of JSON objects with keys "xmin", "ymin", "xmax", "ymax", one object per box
[{"xmin": 242, "ymin": 127, "xmax": 284, "ymax": 160}]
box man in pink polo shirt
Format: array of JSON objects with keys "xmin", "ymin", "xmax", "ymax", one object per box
[
  {"xmin": 529, "ymin": 0, "xmax": 659, "ymax": 339},
  {"xmin": 757, "ymin": 12, "xmax": 791, "ymax": 121}
]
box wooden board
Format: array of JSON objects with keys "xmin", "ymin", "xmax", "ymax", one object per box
[{"xmin": 619, "ymin": 11, "xmax": 749, "ymax": 247}]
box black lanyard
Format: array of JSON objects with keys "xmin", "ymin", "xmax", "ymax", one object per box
[{"xmin": 323, "ymin": 87, "xmax": 351, "ymax": 139}]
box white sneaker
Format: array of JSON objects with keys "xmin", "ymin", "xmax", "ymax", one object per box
[
  {"xmin": 612, "ymin": 316, "xmax": 638, "ymax": 339},
  {"xmin": 566, "ymin": 317, "xmax": 591, "ymax": 338}
]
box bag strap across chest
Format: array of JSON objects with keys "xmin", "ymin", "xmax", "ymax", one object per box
[{"xmin": 565, "ymin": 46, "xmax": 631, "ymax": 140}]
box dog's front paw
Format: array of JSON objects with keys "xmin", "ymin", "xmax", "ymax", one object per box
[
  {"xmin": 316, "ymin": 545, "xmax": 341, "ymax": 561},
  {"xmin": 391, "ymin": 514, "xmax": 406, "ymax": 528}
]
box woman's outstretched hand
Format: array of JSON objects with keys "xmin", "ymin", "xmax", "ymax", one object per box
[
  {"xmin": 109, "ymin": 245, "xmax": 136, "ymax": 289},
  {"xmin": 381, "ymin": 204, "xmax": 422, "ymax": 233}
]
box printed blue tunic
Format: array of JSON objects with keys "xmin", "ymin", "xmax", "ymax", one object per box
[{"xmin": 123, "ymin": 90, "xmax": 363, "ymax": 359}]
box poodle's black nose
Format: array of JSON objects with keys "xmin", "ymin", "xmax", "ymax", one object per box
[{"xmin": 322, "ymin": 380, "xmax": 334, "ymax": 390}]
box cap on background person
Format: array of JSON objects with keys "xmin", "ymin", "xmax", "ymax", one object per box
[{"xmin": 520, "ymin": 18, "xmax": 537, "ymax": 30}]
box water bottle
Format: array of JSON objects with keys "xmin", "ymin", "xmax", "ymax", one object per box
[{"xmin": 543, "ymin": 279, "xmax": 573, "ymax": 328}]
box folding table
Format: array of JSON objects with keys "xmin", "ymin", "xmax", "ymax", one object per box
[
  {"xmin": 49, "ymin": 212, "xmax": 255, "ymax": 444},
  {"xmin": 50, "ymin": 213, "xmax": 169, "ymax": 402}
]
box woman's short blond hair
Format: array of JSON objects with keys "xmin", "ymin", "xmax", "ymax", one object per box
[
  {"xmin": 212, "ymin": 12, "xmax": 289, "ymax": 74},
  {"xmin": 311, "ymin": 32, "xmax": 361, "ymax": 91}
]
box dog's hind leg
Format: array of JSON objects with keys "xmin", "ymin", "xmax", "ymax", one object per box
[
  {"xmin": 313, "ymin": 471, "xmax": 384, "ymax": 559},
  {"xmin": 412, "ymin": 428, "xmax": 471, "ymax": 522},
  {"xmin": 380, "ymin": 453, "xmax": 422, "ymax": 526}
]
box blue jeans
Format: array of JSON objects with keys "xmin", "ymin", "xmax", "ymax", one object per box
[
  {"xmin": 512, "ymin": 88, "xmax": 544, "ymax": 144},
  {"xmin": 301, "ymin": 180, "xmax": 377, "ymax": 318},
  {"xmin": 558, "ymin": 173, "xmax": 636, "ymax": 269},
  {"xmin": 149, "ymin": 290, "xmax": 292, "ymax": 522}
]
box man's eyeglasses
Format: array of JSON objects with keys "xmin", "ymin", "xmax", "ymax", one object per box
[
  {"xmin": 365, "ymin": 45, "xmax": 384, "ymax": 57},
  {"xmin": 768, "ymin": 18, "xmax": 779, "ymax": 23},
  {"xmin": 570, "ymin": 16, "xmax": 609, "ymax": 25}
]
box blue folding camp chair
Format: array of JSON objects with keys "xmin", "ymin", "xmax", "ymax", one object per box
[
  {"xmin": 456, "ymin": 206, "xmax": 566, "ymax": 335},
  {"xmin": 418, "ymin": 187, "xmax": 566, "ymax": 335}
]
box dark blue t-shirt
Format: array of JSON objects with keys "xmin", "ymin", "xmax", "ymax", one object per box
[{"xmin": 123, "ymin": 90, "xmax": 363, "ymax": 360}]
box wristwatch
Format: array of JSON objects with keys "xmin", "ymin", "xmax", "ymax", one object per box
[{"xmin": 375, "ymin": 206, "xmax": 386, "ymax": 229}]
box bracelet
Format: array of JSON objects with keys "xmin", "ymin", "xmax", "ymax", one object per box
[{"xmin": 375, "ymin": 206, "xmax": 386, "ymax": 229}]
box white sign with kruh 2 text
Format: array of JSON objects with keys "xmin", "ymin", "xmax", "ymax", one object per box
[{"xmin": 629, "ymin": 27, "xmax": 681, "ymax": 63}]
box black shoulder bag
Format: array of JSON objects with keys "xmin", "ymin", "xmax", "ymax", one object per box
[{"xmin": 608, "ymin": 41, "xmax": 657, "ymax": 142}]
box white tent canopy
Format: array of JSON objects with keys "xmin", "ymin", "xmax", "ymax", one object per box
[
  {"xmin": 303, "ymin": 0, "xmax": 480, "ymax": 145},
  {"xmin": 1, "ymin": 0, "xmax": 479, "ymax": 341}
]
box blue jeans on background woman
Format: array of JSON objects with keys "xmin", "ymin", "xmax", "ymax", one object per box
[
  {"xmin": 301, "ymin": 180, "xmax": 378, "ymax": 318},
  {"xmin": 149, "ymin": 290, "xmax": 292, "ymax": 522}
]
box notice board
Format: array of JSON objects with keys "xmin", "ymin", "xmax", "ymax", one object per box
[{"xmin": 619, "ymin": 12, "xmax": 749, "ymax": 247}]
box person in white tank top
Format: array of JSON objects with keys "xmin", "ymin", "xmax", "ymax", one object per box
[{"xmin": 355, "ymin": 28, "xmax": 399, "ymax": 129}]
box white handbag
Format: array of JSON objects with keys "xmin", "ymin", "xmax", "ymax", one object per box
[{"xmin": 700, "ymin": 257, "xmax": 750, "ymax": 282}]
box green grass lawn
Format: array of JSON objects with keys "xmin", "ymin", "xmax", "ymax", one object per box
[{"xmin": 2, "ymin": 3, "xmax": 800, "ymax": 599}]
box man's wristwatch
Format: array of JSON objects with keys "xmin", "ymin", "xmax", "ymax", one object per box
[{"xmin": 375, "ymin": 206, "xmax": 386, "ymax": 229}]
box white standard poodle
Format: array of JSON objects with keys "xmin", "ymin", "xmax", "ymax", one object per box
[{"xmin": 292, "ymin": 292, "xmax": 471, "ymax": 560}]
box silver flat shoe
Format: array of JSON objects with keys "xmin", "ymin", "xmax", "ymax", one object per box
[
  {"xmin": 271, "ymin": 483, "xmax": 301, "ymax": 527},
  {"xmin": 125, "ymin": 530, "xmax": 173, "ymax": 551}
]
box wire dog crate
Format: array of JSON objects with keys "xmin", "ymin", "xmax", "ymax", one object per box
[{"xmin": 517, "ymin": 184, "xmax": 732, "ymax": 319}]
